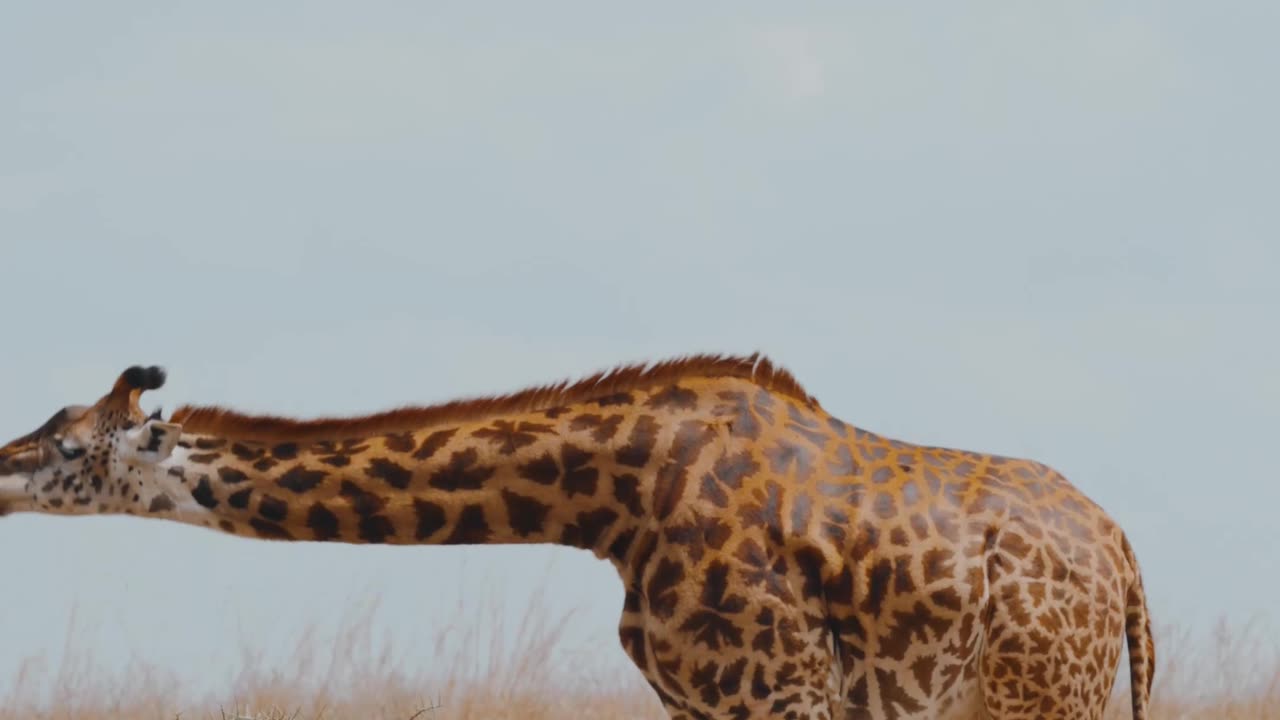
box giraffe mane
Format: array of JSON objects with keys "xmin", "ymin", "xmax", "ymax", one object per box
[{"xmin": 168, "ymin": 352, "xmax": 818, "ymax": 444}]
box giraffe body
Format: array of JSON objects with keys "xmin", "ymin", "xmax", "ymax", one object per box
[{"xmin": 0, "ymin": 355, "xmax": 1153, "ymax": 719}]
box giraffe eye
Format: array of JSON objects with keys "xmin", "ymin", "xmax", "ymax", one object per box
[{"xmin": 53, "ymin": 437, "xmax": 85, "ymax": 461}]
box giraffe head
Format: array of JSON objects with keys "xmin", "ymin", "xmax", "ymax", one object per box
[{"xmin": 0, "ymin": 366, "xmax": 184, "ymax": 517}]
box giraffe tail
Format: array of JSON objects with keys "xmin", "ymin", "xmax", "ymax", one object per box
[{"xmin": 1121, "ymin": 533, "xmax": 1155, "ymax": 720}]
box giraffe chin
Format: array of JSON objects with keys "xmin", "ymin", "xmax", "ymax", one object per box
[{"xmin": 0, "ymin": 475, "xmax": 28, "ymax": 515}]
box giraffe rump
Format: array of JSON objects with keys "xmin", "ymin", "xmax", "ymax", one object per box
[{"xmin": 167, "ymin": 352, "xmax": 818, "ymax": 443}]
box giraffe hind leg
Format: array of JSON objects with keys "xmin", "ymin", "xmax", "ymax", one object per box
[{"xmin": 980, "ymin": 580, "xmax": 1126, "ymax": 719}]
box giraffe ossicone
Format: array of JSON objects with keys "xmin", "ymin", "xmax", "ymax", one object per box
[{"xmin": 0, "ymin": 353, "xmax": 1154, "ymax": 719}]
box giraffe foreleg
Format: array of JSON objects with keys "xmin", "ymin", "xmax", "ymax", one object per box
[{"xmin": 619, "ymin": 555, "xmax": 841, "ymax": 719}]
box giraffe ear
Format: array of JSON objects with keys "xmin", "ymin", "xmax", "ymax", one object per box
[{"xmin": 122, "ymin": 420, "xmax": 181, "ymax": 464}]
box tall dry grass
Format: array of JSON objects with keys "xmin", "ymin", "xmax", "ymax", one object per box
[
  {"xmin": 2, "ymin": 599, "xmax": 1275, "ymax": 719},
  {"xmin": 1101, "ymin": 617, "xmax": 1280, "ymax": 720}
]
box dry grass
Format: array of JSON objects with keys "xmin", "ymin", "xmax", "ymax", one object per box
[
  {"xmin": 1101, "ymin": 617, "xmax": 1280, "ymax": 720},
  {"xmin": 2, "ymin": 599, "xmax": 1275, "ymax": 719}
]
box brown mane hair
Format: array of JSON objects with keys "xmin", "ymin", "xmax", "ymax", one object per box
[{"xmin": 168, "ymin": 352, "xmax": 818, "ymax": 444}]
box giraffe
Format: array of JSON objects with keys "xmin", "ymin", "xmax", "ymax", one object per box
[{"xmin": 0, "ymin": 355, "xmax": 1154, "ymax": 719}]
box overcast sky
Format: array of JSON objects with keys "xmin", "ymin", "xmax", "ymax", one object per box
[{"xmin": 1, "ymin": 0, "xmax": 1277, "ymax": 700}]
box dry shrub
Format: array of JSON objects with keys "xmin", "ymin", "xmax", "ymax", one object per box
[{"xmin": 2, "ymin": 598, "xmax": 1276, "ymax": 719}]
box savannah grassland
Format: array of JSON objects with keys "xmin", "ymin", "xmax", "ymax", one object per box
[{"xmin": 3, "ymin": 594, "xmax": 1275, "ymax": 720}]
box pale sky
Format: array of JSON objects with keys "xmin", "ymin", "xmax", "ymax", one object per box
[{"xmin": 1, "ymin": 0, "xmax": 1277, "ymax": 701}]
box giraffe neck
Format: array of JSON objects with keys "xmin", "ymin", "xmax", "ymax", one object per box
[{"xmin": 155, "ymin": 388, "xmax": 718, "ymax": 568}]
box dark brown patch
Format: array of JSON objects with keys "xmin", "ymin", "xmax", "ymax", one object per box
[
  {"xmin": 922, "ymin": 548, "xmax": 956, "ymax": 585},
  {"xmin": 612, "ymin": 473, "xmax": 645, "ymax": 517},
  {"xmin": 751, "ymin": 664, "xmax": 771, "ymax": 700},
  {"xmin": 472, "ymin": 420, "xmax": 550, "ymax": 455},
  {"xmin": 876, "ymin": 667, "xmax": 926, "ymax": 716},
  {"xmin": 711, "ymin": 451, "xmax": 758, "ymax": 490},
  {"xmin": 911, "ymin": 655, "xmax": 938, "ymax": 696},
  {"xmin": 231, "ymin": 443, "xmax": 263, "ymax": 462},
  {"xmin": 227, "ymin": 487, "xmax": 253, "ymax": 509},
  {"xmin": 894, "ymin": 555, "xmax": 916, "ymax": 594},
  {"xmin": 654, "ymin": 420, "xmax": 718, "ymax": 520},
  {"xmin": 217, "ymin": 466, "xmax": 249, "ymax": 485},
  {"xmin": 690, "ymin": 660, "xmax": 724, "ymax": 706},
  {"xmin": 413, "ymin": 499, "xmax": 447, "ymax": 540},
  {"xmin": 444, "ymin": 505, "xmax": 492, "ymax": 544},
  {"xmin": 608, "ymin": 528, "xmax": 637, "ymax": 560},
  {"xmin": 616, "ymin": 415, "xmax": 660, "ymax": 468},
  {"xmin": 429, "ymin": 448, "xmax": 496, "ymax": 491},
  {"xmin": 258, "ymin": 495, "xmax": 289, "ymax": 523},
  {"xmin": 502, "ymin": 489, "xmax": 551, "ymax": 538},
  {"xmin": 307, "ymin": 503, "xmax": 340, "ymax": 540},
  {"xmin": 646, "ymin": 557, "xmax": 685, "ymax": 619},
  {"xmin": 931, "ymin": 586, "xmax": 962, "ymax": 607},
  {"xmin": 365, "ymin": 457, "xmax": 413, "ymax": 490},
  {"xmin": 719, "ymin": 657, "xmax": 748, "ymax": 700},
  {"xmin": 874, "ymin": 491, "xmax": 897, "ymax": 519},
  {"xmin": 518, "ymin": 451, "xmax": 559, "ymax": 485},
  {"xmin": 736, "ymin": 482, "xmax": 785, "ymax": 546},
  {"xmin": 863, "ymin": 558, "xmax": 893, "ymax": 616},
  {"xmin": 827, "ymin": 567, "xmax": 854, "ymax": 605},
  {"xmin": 591, "ymin": 391, "xmax": 634, "ymax": 407},
  {"xmin": 560, "ymin": 444, "xmax": 598, "ymax": 498},
  {"xmin": 191, "ymin": 476, "xmax": 218, "ymax": 509},
  {"xmin": 277, "ymin": 466, "xmax": 326, "ymax": 494},
  {"xmin": 793, "ymin": 546, "xmax": 826, "ymax": 599},
  {"xmin": 704, "ymin": 519, "xmax": 733, "ymax": 551},
  {"xmin": 713, "ymin": 390, "xmax": 760, "ymax": 440},
  {"xmin": 339, "ymin": 481, "xmax": 386, "ymax": 517},
  {"xmin": 790, "ymin": 492, "xmax": 812, "ymax": 534},
  {"xmin": 699, "ymin": 470, "xmax": 730, "ymax": 508},
  {"xmin": 664, "ymin": 520, "xmax": 701, "ymax": 548},
  {"xmin": 413, "ymin": 428, "xmax": 458, "ymax": 460},
  {"xmin": 573, "ymin": 507, "xmax": 619, "ymax": 548},
  {"xmin": 909, "ymin": 512, "xmax": 930, "ymax": 541},
  {"xmin": 847, "ymin": 673, "xmax": 869, "ymax": 709},
  {"xmin": 645, "ymin": 384, "xmax": 699, "ymax": 410},
  {"xmin": 382, "ymin": 433, "xmax": 415, "ymax": 453},
  {"xmin": 678, "ymin": 560, "xmax": 747, "ymax": 649},
  {"xmin": 569, "ymin": 413, "xmax": 624, "ymax": 443},
  {"xmin": 885, "ymin": 602, "xmax": 957, "ymax": 661},
  {"xmin": 618, "ymin": 624, "xmax": 645, "ymax": 665},
  {"xmin": 357, "ymin": 515, "xmax": 396, "ymax": 543},
  {"xmin": 828, "ymin": 444, "xmax": 858, "ymax": 477},
  {"xmin": 147, "ymin": 495, "xmax": 175, "ymax": 513}
]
